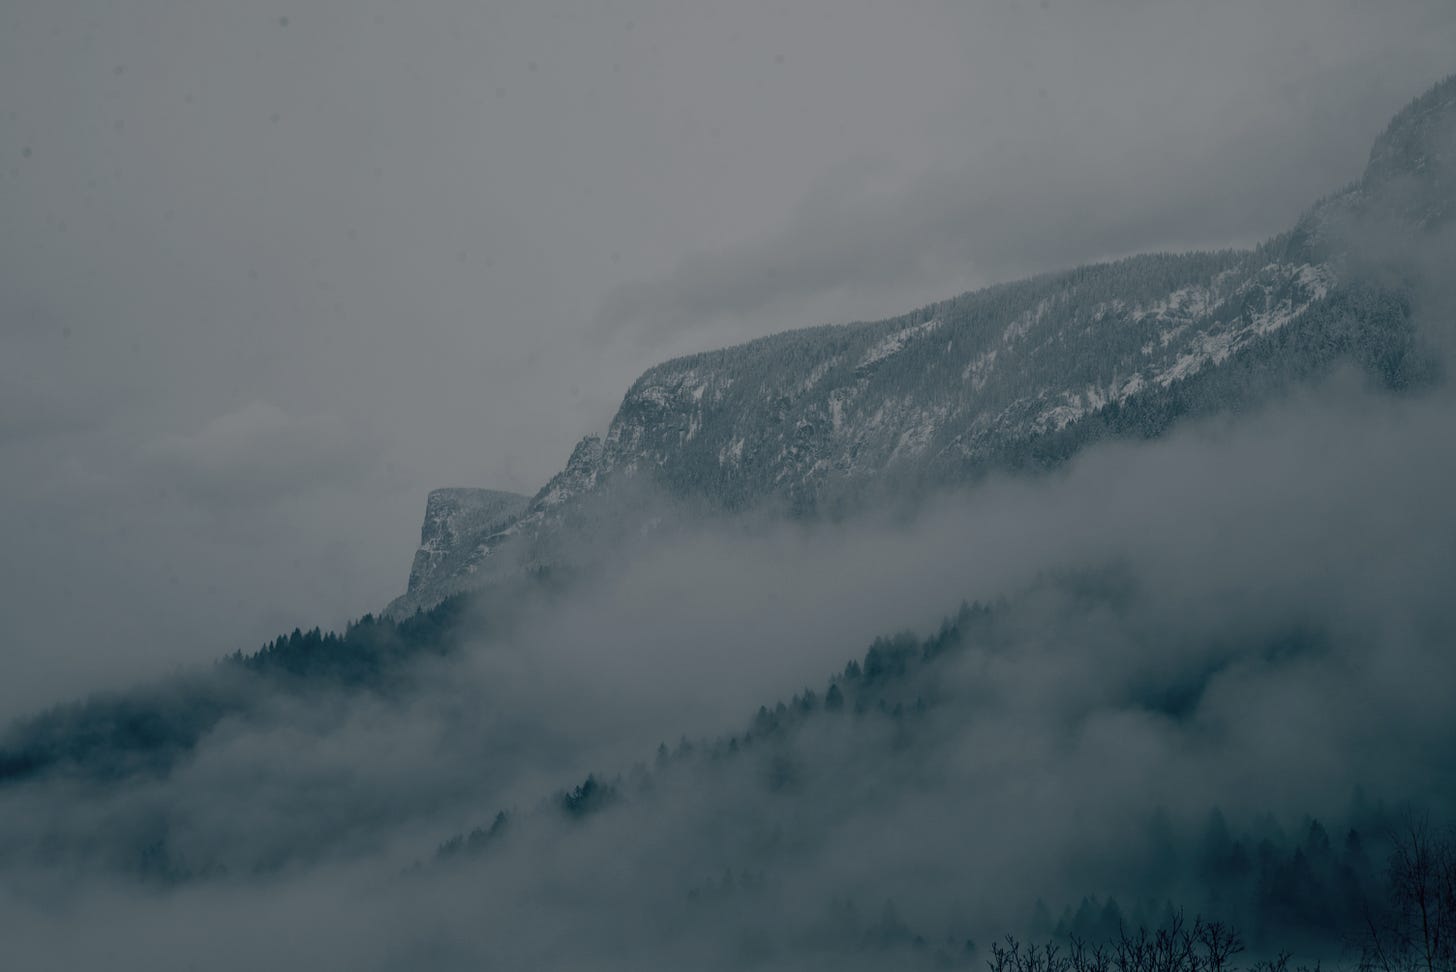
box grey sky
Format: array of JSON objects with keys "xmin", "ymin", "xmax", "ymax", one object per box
[{"xmin": 1, "ymin": 0, "xmax": 1453, "ymax": 711}]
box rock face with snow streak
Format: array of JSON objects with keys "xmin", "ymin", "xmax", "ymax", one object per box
[
  {"xmin": 393, "ymin": 489, "xmax": 529, "ymax": 616},
  {"xmin": 387, "ymin": 76, "xmax": 1454, "ymax": 618}
]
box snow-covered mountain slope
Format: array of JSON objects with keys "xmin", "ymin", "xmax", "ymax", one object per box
[{"xmin": 386, "ymin": 76, "xmax": 1454, "ymax": 618}]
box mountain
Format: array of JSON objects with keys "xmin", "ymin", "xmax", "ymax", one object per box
[
  {"xmin": 3, "ymin": 76, "xmax": 1454, "ymax": 972},
  {"xmin": 401, "ymin": 488, "xmax": 529, "ymax": 608},
  {"xmin": 388, "ymin": 76, "xmax": 1454, "ymax": 618}
]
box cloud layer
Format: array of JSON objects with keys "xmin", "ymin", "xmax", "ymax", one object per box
[{"xmin": 3, "ymin": 357, "xmax": 1455, "ymax": 967}]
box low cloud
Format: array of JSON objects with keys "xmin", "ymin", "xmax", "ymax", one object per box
[
  {"xmin": 3, "ymin": 3, "xmax": 1456, "ymax": 966},
  {"xmin": 593, "ymin": 5, "xmax": 1456, "ymax": 348},
  {"xmin": 4, "ymin": 364, "xmax": 1454, "ymax": 968}
]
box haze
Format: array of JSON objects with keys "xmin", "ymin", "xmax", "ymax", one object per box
[{"xmin": 2, "ymin": 0, "xmax": 1454, "ymax": 713}]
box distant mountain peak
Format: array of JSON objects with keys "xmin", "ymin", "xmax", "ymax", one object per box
[
  {"xmin": 1361, "ymin": 73, "xmax": 1456, "ymax": 226},
  {"xmin": 1366, "ymin": 75, "xmax": 1456, "ymax": 182}
]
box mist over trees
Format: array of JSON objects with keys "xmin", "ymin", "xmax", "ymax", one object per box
[
  {"xmin": 5, "ymin": 320, "xmax": 1456, "ymax": 966},
  {"xmin": 3, "ymin": 472, "xmax": 1455, "ymax": 966},
  {"xmin": 0, "ymin": 61, "xmax": 1454, "ymax": 972}
]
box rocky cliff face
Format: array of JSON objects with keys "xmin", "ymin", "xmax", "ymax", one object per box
[
  {"xmin": 387, "ymin": 76, "xmax": 1455, "ymax": 618},
  {"xmin": 391, "ymin": 489, "xmax": 529, "ymax": 616}
]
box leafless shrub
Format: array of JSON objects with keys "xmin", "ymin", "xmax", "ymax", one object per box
[{"xmin": 1361, "ymin": 817, "xmax": 1456, "ymax": 972}]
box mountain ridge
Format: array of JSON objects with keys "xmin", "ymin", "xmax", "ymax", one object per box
[{"xmin": 387, "ymin": 75, "xmax": 1454, "ymax": 619}]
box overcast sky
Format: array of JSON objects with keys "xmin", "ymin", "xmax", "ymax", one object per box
[{"xmin": 2, "ymin": 0, "xmax": 1454, "ymax": 711}]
